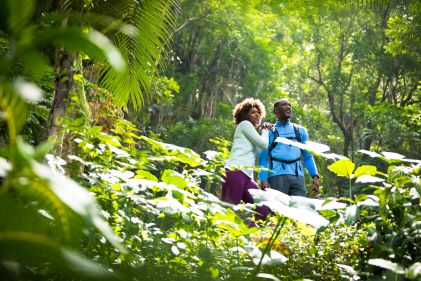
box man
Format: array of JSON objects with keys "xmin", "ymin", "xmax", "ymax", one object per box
[{"xmin": 258, "ymin": 98, "xmax": 320, "ymax": 196}]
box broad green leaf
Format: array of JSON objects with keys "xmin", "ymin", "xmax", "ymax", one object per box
[
  {"xmin": 265, "ymin": 250, "xmax": 288, "ymax": 265},
  {"xmin": 140, "ymin": 136, "xmax": 205, "ymax": 167},
  {"xmin": 355, "ymin": 175, "xmax": 385, "ymax": 183},
  {"xmin": 368, "ymin": 258, "xmax": 405, "ymax": 274},
  {"xmin": 35, "ymin": 27, "xmax": 126, "ymax": 72},
  {"xmin": 86, "ymin": 126, "xmax": 103, "ymax": 135},
  {"xmin": 382, "ymin": 151, "xmax": 406, "ymax": 160},
  {"xmin": 353, "ymin": 165, "xmax": 377, "ymax": 178},
  {"xmin": 170, "ymin": 245, "xmax": 180, "ymax": 255},
  {"xmin": 343, "ymin": 205, "xmax": 360, "ymax": 226},
  {"xmin": 328, "ymin": 159, "xmax": 355, "ymax": 178},
  {"xmin": 161, "ymin": 169, "xmax": 188, "ymax": 188},
  {"xmin": 135, "ymin": 170, "xmax": 158, "ymax": 181},
  {"xmin": 358, "ymin": 149, "xmax": 381, "ymax": 158},
  {"xmin": 150, "ymin": 196, "xmax": 190, "ymax": 214},
  {"xmin": 275, "ymin": 138, "xmax": 330, "ymax": 154},
  {"xmin": 31, "ymin": 162, "xmax": 127, "ymax": 253},
  {"xmin": 4, "ymin": 0, "xmax": 35, "ymax": 34},
  {"xmin": 406, "ymin": 262, "xmax": 421, "ymax": 280},
  {"xmin": 256, "ymin": 273, "xmax": 281, "ymax": 281},
  {"xmin": 212, "ymin": 209, "xmax": 257, "ymax": 236},
  {"xmin": 61, "ymin": 248, "xmax": 115, "ymax": 278},
  {"xmin": 249, "ymin": 189, "xmax": 329, "ymax": 229},
  {"xmin": 209, "ymin": 267, "xmax": 219, "ymax": 278},
  {"xmin": 13, "ymin": 78, "xmax": 43, "ymax": 102}
]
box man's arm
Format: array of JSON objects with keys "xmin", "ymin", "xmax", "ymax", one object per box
[{"xmin": 300, "ymin": 127, "xmax": 320, "ymax": 192}]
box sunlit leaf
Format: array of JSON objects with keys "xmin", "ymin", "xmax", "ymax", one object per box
[
  {"xmin": 35, "ymin": 27, "xmax": 126, "ymax": 72},
  {"xmin": 212, "ymin": 209, "xmax": 257, "ymax": 236},
  {"xmin": 140, "ymin": 136, "xmax": 205, "ymax": 167},
  {"xmin": 256, "ymin": 272, "xmax": 281, "ymax": 281},
  {"xmin": 151, "ymin": 195, "xmax": 190, "ymax": 214},
  {"xmin": 31, "ymin": 162, "xmax": 127, "ymax": 253},
  {"xmin": 343, "ymin": 205, "xmax": 360, "ymax": 226},
  {"xmin": 353, "ymin": 165, "xmax": 377, "ymax": 178},
  {"xmin": 328, "ymin": 159, "xmax": 355, "ymax": 178},
  {"xmin": 275, "ymin": 137, "xmax": 330, "ymax": 154},
  {"xmin": 406, "ymin": 262, "xmax": 421, "ymax": 280},
  {"xmin": 355, "ymin": 175, "xmax": 385, "ymax": 183},
  {"xmin": 338, "ymin": 264, "xmax": 358, "ymax": 276},
  {"xmin": 171, "ymin": 245, "xmax": 180, "ymax": 255},
  {"xmin": 61, "ymin": 248, "xmax": 115, "ymax": 278},
  {"xmin": 0, "ymin": 157, "xmax": 12, "ymax": 177},
  {"xmin": 249, "ymin": 189, "xmax": 329, "ymax": 228},
  {"xmin": 356, "ymin": 195, "xmax": 379, "ymax": 207},
  {"xmin": 382, "ymin": 151, "xmax": 406, "ymax": 160},
  {"xmin": 135, "ymin": 170, "xmax": 158, "ymax": 181},
  {"xmin": 358, "ymin": 149, "xmax": 381, "ymax": 158},
  {"xmin": 368, "ymin": 258, "xmax": 405, "ymax": 274},
  {"xmin": 13, "ymin": 78, "xmax": 43, "ymax": 102},
  {"xmin": 265, "ymin": 250, "xmax": 288, "ymax": 265},
  {"xmin": 161, "ymin": 169, "xmax": 188, "ymax": 188}
]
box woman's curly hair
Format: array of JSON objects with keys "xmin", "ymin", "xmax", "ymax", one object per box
[{"xmin": 232, "ymin": 98, "xmax": 266, "ymax": 125}]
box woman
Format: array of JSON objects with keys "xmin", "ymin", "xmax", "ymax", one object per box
[{"xmin": 222, "ymin": 98, "xmax": 270, "ymax": 222}]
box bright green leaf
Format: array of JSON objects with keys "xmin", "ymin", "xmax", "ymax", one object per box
[
  {"xmin": 353, "ymin": 165, "xmax": 377, "ymax": 178},
  {"xmin": 328, "ymin": 159, "xmax": 355, "ymax": 178}
]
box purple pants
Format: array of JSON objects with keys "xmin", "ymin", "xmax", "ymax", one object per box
[{"xmin": 221, "ymin": 170, "xmax": 269, "ymax": 221}]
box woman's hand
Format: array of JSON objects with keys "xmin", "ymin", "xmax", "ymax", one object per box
[{"xmin": 260, "ymin": 122, "xmax": 273, "ymax": 130}]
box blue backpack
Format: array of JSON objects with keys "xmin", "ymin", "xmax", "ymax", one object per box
[{"xmin": 268, "ymin": 123, "xmax": 302, "ymax": 175}]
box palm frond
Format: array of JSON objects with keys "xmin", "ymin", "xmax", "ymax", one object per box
[{"xmin": 94, "ymin": 0, "xmax": 179, "ymax": 109}]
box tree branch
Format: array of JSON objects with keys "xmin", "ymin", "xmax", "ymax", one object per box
[{"xmin": 175, "ymin": 8, "xmax": 214, "ymax": 33}]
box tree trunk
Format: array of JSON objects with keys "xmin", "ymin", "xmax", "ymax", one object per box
[
  {"xmin": 46, "ymin": 0, "xmax": 85, "ymax": 157},
  {"xmin": 199, "ymin": 38, "xmax": 224, "ymax": 118},
  {"xmin": 62, "ymin": 56, "xmax": 92, "ymax": 176},
  {"xmin": 47, "ymin": 50, "xmax": 76, "ymax": 156}
]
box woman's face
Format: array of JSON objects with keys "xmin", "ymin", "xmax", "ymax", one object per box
[{"xmin": 247, "ymin": 107, "xmax": 261, "ymax": 127}]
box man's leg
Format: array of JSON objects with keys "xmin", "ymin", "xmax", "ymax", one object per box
[
  {"xmin": 268, "ymin": 175, "xmax": 291, "ymax": 195},
  {"xmin": 289, "ymin": 175, "xmax": 306, "ymax": 197}
]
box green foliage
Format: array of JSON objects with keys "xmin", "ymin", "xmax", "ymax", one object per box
[
  {"xmin": 0, "ymin": 1, "xmax": 420, "ymax": 281},
  {"xmin": 94, "ymin": 0, "xmax": 180, "ymax": 109}
]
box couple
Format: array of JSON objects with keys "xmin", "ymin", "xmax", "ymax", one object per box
[{"xmin": 221, "ymin": 98, "xmax": 320, "ymax": 222}]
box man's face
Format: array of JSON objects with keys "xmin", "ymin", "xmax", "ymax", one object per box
[{"xmin": 274, "ymin": 99, "xmax": 292, "ymax": 120}]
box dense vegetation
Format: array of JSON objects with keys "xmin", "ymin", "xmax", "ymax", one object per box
[{"xmin": 0, "ymin": 0, "xmax": 420, "ymax": 280}]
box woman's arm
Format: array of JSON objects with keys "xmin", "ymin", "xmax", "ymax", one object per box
[{"xmin": 239, "ymin": 120, "xmax": 269, "ymax": 149}]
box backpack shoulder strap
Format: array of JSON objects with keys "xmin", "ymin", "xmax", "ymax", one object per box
[
  {"xmin": 292, "ymin": 123, "xmax": 302, "ymax": 143},
  {"xmin": 268, "ymin": 127, "xmax": 279, "ymax": 154}
]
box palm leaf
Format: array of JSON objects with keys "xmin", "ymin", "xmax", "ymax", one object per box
[{"xmin": 94, "ymin": 0, "xmax": 179, "ymax": 109}]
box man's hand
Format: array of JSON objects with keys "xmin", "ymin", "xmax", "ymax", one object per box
[
  {"xmin": 261, "ymin": 181, "xmax": 270, "ymax": 190},
  {"xmin": 311, "ymin": 175, "xmax": 320, "ymax": 193}
]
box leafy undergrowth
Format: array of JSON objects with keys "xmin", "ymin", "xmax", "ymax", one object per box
[{"xmin": 1, "ymin": 118, "xmax": 420, "ymax": 281}]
